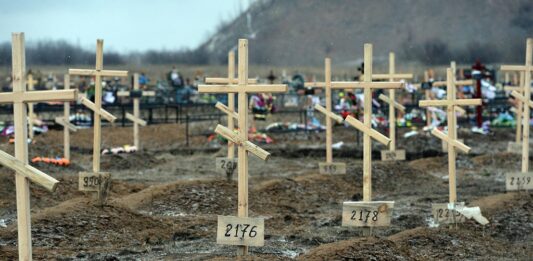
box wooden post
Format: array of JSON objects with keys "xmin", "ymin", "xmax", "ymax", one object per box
[
  {"xmin": 424, "ymin": 70, "xmax": 431, "ymax": 127},
  {"xmin": 362, "ymin": 44, "xmax": 373, "ymax": 202},
  {"xmin": 501, "ymin": 38, "xmax": 533, "ymax": 173},
  {"xmin": 389, "ymin": 53, "xmax": 397, "ymax": 151},
  {"xmin": 69, "ymin": 39, "xmax": 128, "ymax": 205},
  {"xmin": 26, "ymin": 74, "xmax": 38, "ymax": 140},
  {"xmin": 93, "ymin": 40, "xmax": 103, "ymax": 174},
  {"xmin": 2, "ymin": 32, "xmax": 77, "ymax": 261},
  {"xmin": 419, "ymin": 68, "xmax": 481, "ymax": 203},
  {"xmin": 325, "ymin": 58, "xmax": 333, "ymax": 163},
  {"xmin": 236, "ymin": 40, "xmax": 249, "ymax": 256},
  {"xmin": 509, "ymin": 70, "xmax": 523, "ymax": 150},
  {"xmin": 133, "ymin": 74, "xmax": 141, "ymax": 148},
  {"xmin": 198, "ymin": 39, "xmax": 287, "ymax": 256},
  {"xmin": 13, "ymin": 31, "xmax": 31, "ymax": 261},
  {"xmin": 64, "ymin": 74, "xmax": 71, "ymax": 160},
  {"xmin": 447, "ymin": 68, "xmax": 458, "ymax": 203},
  {"xmin": 227, "ymin": 51, "xmax": 236, "ymax": 159}
]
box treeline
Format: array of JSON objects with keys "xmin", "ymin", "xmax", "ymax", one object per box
[{"xmin": 0, "ymin": 40, "xmax": 209, "ymax": 66}]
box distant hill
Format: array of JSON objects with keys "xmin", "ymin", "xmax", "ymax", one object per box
[{"xmin": 197, "ymin": 0, "xmax": 533, "ymax": 66}]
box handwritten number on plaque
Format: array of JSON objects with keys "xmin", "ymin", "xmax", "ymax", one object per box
[
  {"xmin": 224, "ymin": 223, "xmax": 258, "ymax": 238},
  {"xmin": 83, "ymin": 176, "xmax": 101, "ymax": 187},
  {"xmin": 510, "ymin": 177, "xmax": 531, "ymax": 185},
  {"xmin": 350, "ymin": 209, "xmax": 379, "ymax": 222}
]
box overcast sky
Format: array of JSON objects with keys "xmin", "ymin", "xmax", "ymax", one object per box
[{"xmin": 0, "ymin": 0, "xmax": 250, "ymax": 52}]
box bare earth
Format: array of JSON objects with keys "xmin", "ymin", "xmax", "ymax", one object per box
[{"xmin": 0, "ymin": 122, "xmax": 531, "ymax": 260}]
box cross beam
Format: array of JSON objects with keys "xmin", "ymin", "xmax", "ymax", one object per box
[
  {"xmin": 197, "ymin": 39, "xmax": 287, "ymax": 256},
  {"xmin": 79, "ymin": 96, "xmax": 117, "ymax": 122},
  {"xmin": 378, "ymin": 94, "xmax": 405, "ymax": 113},
  {"xmin": 500, "ymin": 38, "xmax": 533, "ymax": 173},
  {"xmin": 205, "ymin": 77, "xmax": 257, "ymax": 84},
  {"xmin": 55, "ymin": 117, "xmax": 77, "ymax": 132},
  {"xmin": 69, "ymin": 39, "xmax": 127, "ymax": 204},
  {"xmin": 304, "ymin": 81, "xmax": 402, "ymax": 89},
  {"xmin": 198, "ymin": 84, "xmax": 286, "ymax": 93},
  {"xmin": 216, "ymin": 101, "xmax": 239, "ymax": 119},
  {"xmin": 345, "ymin": 115, "xmax": 390, "ymax": 145},
  {"xmin": 432, "ymin": 79, "xmax": 473, "ymax": 87},
  {"xmin": 215, "ymin": 124, "xmax": 269, "ymax": 160},
  {"xmin": 6, "ymin": 32, "xmax": 77, "ymax": 260},
  {"xmin": 419, "ymin": 68, "xmax": 481, "ymax": 203},
  {"xmin": 314, "ymin": 104, "xmax": 343, "ymax": 123}
]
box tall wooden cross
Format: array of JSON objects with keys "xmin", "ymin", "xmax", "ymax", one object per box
[
  {"xmin": 419, "ymin": 68, "xmax": 481, "ymax": 203},
  {"xmin": 198, "ymin": 39, "xmax": 287, "ymax": 256},
  {"xmin": 69, "ymin": 39, "xmax": 127, "ymax": 204},
  {"xmin": 500, "ymin": 38, "xmax": 533, "ymax": 191},
  {"xmin": 117, "ymin": 73, "xmax": 154, "ymax": 149},
  {"xmin": 374, "ymin": 52, "xmax": 413, "ymax": 161},
  {"xmin": 204, "ymin": 50, "xmax": 257, "ymax": 179},
  {"xmin": 340, "ymin": 44, "xmax": 402, "ymax": 230},
  {"xmin": 0, "ymin": 32, "xmax": 77, "ymax": 260},
  {"xmin": 54, "ymin": 74, "xmax": 78, "ymax": 160},
  {"xmin": 303, "ymin": 58, "xmax": 346, "ymax": 174},
  {"xmin": 433, "ymin": 62, "xmax": 471, "ymax": 152},
  {"xmin": 26, "ymin": 74, "xmax": 38, "ymax": 140}
]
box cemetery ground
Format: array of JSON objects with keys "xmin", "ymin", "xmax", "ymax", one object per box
[{"xmin": 0, "ymin": 121, "xmax": 531, "ymax": 260}]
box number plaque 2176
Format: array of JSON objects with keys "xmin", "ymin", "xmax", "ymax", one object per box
[{"xmin": 216, "ymin": 216, "xmax": 264, "ymax": 247}]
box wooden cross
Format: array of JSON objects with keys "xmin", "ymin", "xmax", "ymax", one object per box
[
  {"xmin": 26, "ymin": 74, "xmax": 38, "ymax": 140},
  {"xmin": 344, "ymin": 44, "xmax": 403, "ymax": 201},
  {"xmin": 116, "ymin": 73, "xmax": 154, "ymax": 149},
  {"xmin": 54, "ymin": 74, "xmax": 78, "ymax": 160},
  {"xmin": 303, "ymin": 58, "xmax": 346, "ymax": 174},
  {"xmin": 335, "ymin": 44, "xmax": 403, "ymax": 232},
  {"xmin": 198, "ymin": 39, "xmax": 287, "ymax": 256},
  {"xmin": 419, "ymin": 68, "xmax": 481, "ymax": 203},
  {"xmin": 0, "ymin": 32, "xmax": 77, "ymax": 260},
  {"xmin": 205, "ymin": 51, "xmax": 257, "ymax": 178},
  {"xmin": 69, "ymin": 39, "xmax": 127, "ymax": 204},
  {"xmin": 374, "ymin": 52, "xmax": 412, "ymax": 161},
  {"xmin": 502, "ymin": 71, "xmax": 526, "ymax": 147},
  {"xmin": 501, "ymin": 38, "xmax": 533, "ymax": 174}
]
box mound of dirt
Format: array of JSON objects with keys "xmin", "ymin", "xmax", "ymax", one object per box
[
  {"xmin": 471, "ymin": 152, "xmax": 521, "ymax": 170},
  {"xmin": 0, "ymin": 198, "xmax": 177, "ymax": 260},
  {"xmin": 101, "ymin": 151, "xmax": 166, "ymax": 171},
  {"xmin": 117, "ymin": 180, "xmax": 238, "ymax": 216}
]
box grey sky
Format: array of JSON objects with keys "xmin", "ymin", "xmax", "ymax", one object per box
[{"xmin": 0, "ymin": 0, "xmax": 249, "ymax": 52}]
